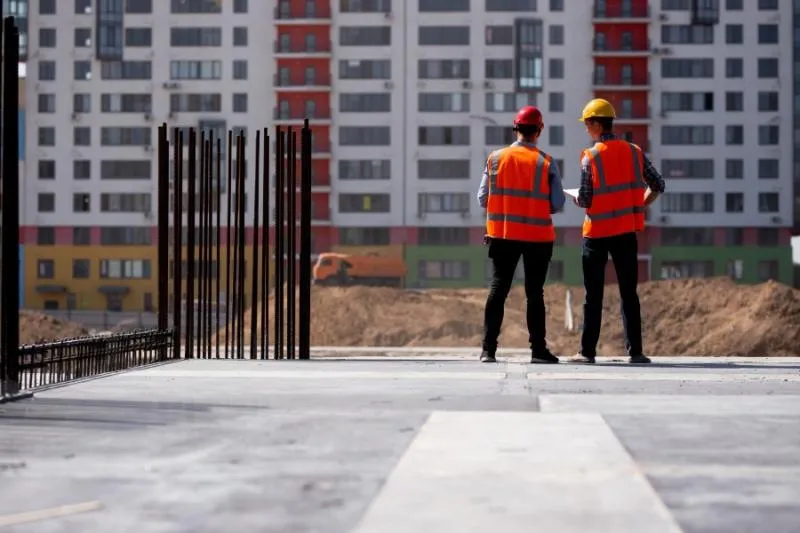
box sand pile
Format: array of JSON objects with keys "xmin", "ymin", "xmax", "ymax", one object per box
[
  {"xmin": 19, "ymin": 312, "xmax": 89, "ymax": 345},
  {"xmin": 219, "ymin": 278, "xmax": 800, "ymax": 357}
]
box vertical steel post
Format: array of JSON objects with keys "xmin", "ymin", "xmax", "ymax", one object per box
[
  {"xmin": 298, "ymin": 119, "xmax": 313, "ymax": 360},
  {"xmin": 274, "ymin": 128, "xmax": 285, "ymax": 360},
  {"xmin": 224, "ymin": 130, "xmax": 233, "ymax": 357},
  {"xmin": 185, "ymin": 129, "xmax": 197, "ymax": 359},
  {"xmin": 287, "ymin": 128, "xmax": 297, "ymax": 360},
  {"xmin": 236, "ymin": 133, "xmax": 247, "ymax": 360},
  {"xmin": 261, "ymin": 129, "xmax": 270, "ymax": 358},
  {"xmin": 197, "ymin": 135, "xmax": 206, "ymax": 358},
  {"xmin": 172, "ymin": 130, "xmax": 184, "ymax": 357},
  {"xmin": 250, "ymin": 130, "xmax": 261, "ymax": 359},
  {"xmin": 215, "ymin": 136, "xmax": 222, "ymax": 358},
  {"xmin": 157, "ymin": 124, "xmax": 170, "ymax": 360}
]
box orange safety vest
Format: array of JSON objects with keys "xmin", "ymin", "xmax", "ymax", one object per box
[
  {"xmin": 582, "ymin": 140, "xmax": 647, "ymax": 239},
  {"xmin": 485, "ymin": 143, "xmax": 556, "ymax": 243}
]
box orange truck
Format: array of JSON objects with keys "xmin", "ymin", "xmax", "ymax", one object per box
[{"xmin": 312, "ymin": 253, "xmax": 407, "ymax": 287}]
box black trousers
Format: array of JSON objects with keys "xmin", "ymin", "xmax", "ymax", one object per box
[
  {"xmin": 482, "ymin": 237, "xmax": 553, "ymax": 354},
  {"xmin": 580, "ymin": 231, "xmax": 643, "ymax": 357}
]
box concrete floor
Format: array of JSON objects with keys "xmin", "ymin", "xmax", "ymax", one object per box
[{"xmin": 0, "ymin": 355, "xmax": 799, "ymax": 533}]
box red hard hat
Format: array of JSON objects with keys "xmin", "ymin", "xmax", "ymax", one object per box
[{"xmin": 513, "ymin": 106, "xmax": 543, "ymax": 128}]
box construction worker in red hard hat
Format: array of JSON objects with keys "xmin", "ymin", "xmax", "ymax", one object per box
[
  {"xmin": 568, "ymin": 98, "xmax": 666, "ymax": 365},
  {"xmin": 476, "ymin": 105, "xmax": 566, "ymax": 364}
]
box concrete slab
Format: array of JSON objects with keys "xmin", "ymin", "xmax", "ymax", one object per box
[
  {"xmin": 539, "ymin": 394, "xmax": 800, "ymax": 416},
  {"xmin": 352, "ymin": 411, "xmax": 681, "ymax": 533}
]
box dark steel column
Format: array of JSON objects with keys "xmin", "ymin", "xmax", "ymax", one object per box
[{"xmin": 298, "ymin": 119, "xmax": 313, "ymax": 360}]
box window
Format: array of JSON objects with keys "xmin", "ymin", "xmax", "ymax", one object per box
[
  {"xmin": 169, "ymin": 93, "xmax": 221, "ymax": 113},
  {"xmin": 486, "ymin": 59, "xmax": 514, "ymax": 78},
  {"xmin": 126, "ymin": 0, "xmax": 153, "ymax": 13},
  {"xmin": 38, "ymin": 127, "xmax": 55, "ymax": 146},
  {"xmin": 234, "ymin": 0, "xmax": 247, "ymax": 12},
  {"xmin": 99, "ymin": 227, "xmax": 153, "ymax": 245},
  {"xmin": 726, "ymin": 0, "xmax": 742, "ymax": 9},
  {"xmin": 233, "ymin": 93, "xmax": 248, "ymax": 112},
  {"xmin": 725, "ymin": 228, "xmax": 744, "ymax": 246},
  {"xmin": 73, "ymin": 193, "xmax": 91, "ymax": 213},
  {"xmin": 661, "ymin": 125, "xmax": 714, "ymax": 145},
  {"xmin": 38, "ymin": 160, "xmax": 56, "ymax": 180},
  {"xmin": 758, "ymin": 193, "xmax": 779, "ymax": 213},
  {"xmin": 661, "ymin": 228, "xmax": 714, "ymax": 246},
  {"xmin": 725, "ymin": 192, "xmax": 744, "ymax": 213},
  {"xmin": 725, "ymin": 125, "xmax": 743, "ymax": 145},
  {"xmin": 759, "ymin": 126, "xmax": 779, "ymax": 145},
  {"xmin": 757, "ymin": 261, "xmax": 779, "ymax": 282},
  {"xmin": 338, "ymin": 194, "xmax": 391, "ymax": 213},
  {"xmin": 338, "ymin": 160, "xmax": 391, "ymax": 180},
  {"xmin": 757, "ymin": 228, "xmax": 779, "ymax": 246},
  {"xmin": 100, "ymin": 259, "xmax": 152, "ymax": 279},
  {"xmin": 486, "ymin": 25, "xmax": 513, "ymax": 45},
  {"xmin": 419, "ymin": 260, "xmax": 470, "ymax": 280},
  {"xmin": 100, "ymin": 193, "xmax": 152, "ymax": 213},
  {"xmin": 549, "ymin": 58, "xmax": 564, "ymax": 79},
  {"xmin": 418, "ymin": 227, "xmax": 470, "ymax": 246},
  {"xmin": 170, "ymin": 0, "xmax": 221, "ymax": 14},
  {"xmin": 550, "ymin": 0, "xmax": 563, "ymax": 10},
  {"xmin": 170, "ymin": 60, "xmax": 222, "ymax": 80},
  {"xmin": 419, "ymin": 26, "xmax": 470, "ymax": 46},
  {"xmin": 339, "ymin": 126, "xmax": 391, "ymax": 146},
  {"xmin": 758, "ymin": 58, "xmax": 778, "ymax": 78},
  {"xmin": 233, "ymin": 27, "xmax": 248, "ymax": 46},
  {"xmin": 726, "ymin": 159, "xmax": 743, "ymax": 179},
  {"xmin": 662, "ymin": 0, "xmax": 691, "ymax": 9},
  {"xmin": 96, "ymin": 0, "xmax": 123, "ymax": 60},
  {"xmin": 74, "ymin": 127, "xmax": 91, "ymax": 146},
  {"xmin": 418, "ymin": 160, "xmax": 471, "ymax": 180},
  {"xmin": 232, "ymin": 60, "xmax": 248, "ymax": 80},
  {"xmin": 662, "ymin": 58, "xmax": 714, "ymax": 78},
  {"xmin": 72, "ymin": 259, "xmax": 90, "ymax": 279},
  {"xmin": 486, "ymin": 126, "xmax": 515, "ymax": 146},
  {"xmin": 340, "ymin": 26, "xmax": 391, "ymax": 46},
  {"xmin": 549, "ymin": 125, "xmax": 565, "ymax": 145},
  {"xmin": 73, "ymin": 93, "xmax": 91, "ymax": 113},
  {"xmin": 486, "ymin": 0, "xmax": 537, "ymax": 11},
  {"xmin": 661, "ymin": 193, "xmax": 714, "ymax": 213},
  {"xmin": 548, "ymin": 25, "xmax": 563, "ymax": 45},
  {"xmin": 101, "ymin": 160, "xmax": 151, "ymax": 180},
  {"xmin": 661, "ymin": 159, "xmax": 714, "ymax": 179},
  {"xmin": 758, "ymin": 92, "xmax": 779, "ymax": 112},
  {"xmin": 38, "ymin": 61, "xmax": 56, "ymax": 81},
  {"xmin": 338, "ymin": 228, "xmax": 391, "ymax": 246},
  {"xmin": 418, "ymin": 126, "xmax": 470, "ymax": 146},
  {"xmin": 74, "ymin": 160, "xmax": 91, "ymax": 180},
  {"xmin": 725, "ymin": 92, "xmax": 743, "ymax": 111},
  {"xmin": 101, "ymin": 61, "xmax": 152, "ymax": 80},
  {"xmin": 725, "ymin": 24, "xmax": 743, "ymax": 44},
  {"xmin": 725, "ymin": 58, "xmax": 743, "ymax": 78},
  {"xmin": 420, "ymin": 0, "xmax": 469, "ymax": 10},
  {"xmin": 660, "ymin": 261, "xmax": 714, "ymax": 280},
  {"xmin": 661, "ymin": 25, "xmax": 714, "ymax": 44},
  {"xmin": 39, "ymin": 28, "xmax": 56, "ymax": 47},
  {"xmin": 485, "ymin": 92, "xmax": 536, "ymax": 112},
  {"xmin": 339, "ymin": 93, "xmax": 391, "ymax": 112},
  {"xmin": 74, "ymin": 27, "xmax": 91, "ymax": 47},
  {"xmin": 38, "ymin": 260, "xmax": 55, "ymax": 279},
  {"xmin": 125, "ymin": 27, "xmax": 151, "ymax": 47},
  {"xmin": 661, "ymin": 92, "xmax": 714, "ymax": 112},
  {"xmin": 418, "ymin": 59, "xmax": 470, "ymax": 79},
  {"xmin": 171, "ymin": 27, "xmax": 221, "ymax": 46},
  {"xmin": 548, "ymin": 92, "xmax": 564, "ymax": 112},
  {"xmin": 418, "ymin": 93, "xmax": 470, "ymax": 112},
  {"xmin": 40, "ymin": 0, "xmax": 56, "ymax": 13},
  {"xmin": 340, "ymin": 0, "xmax": 393, "ymax": 12},
  {"xmin": 100, "ymin": 127, "xmax": 151, "ymax": 146},
  {"xmin": 758, "ymin": 24, "xmax": 778, "ymax": 44},
  {"xmin": 758, "ymin": 159, "xmax": 779, "ymax": 180},
  {"xmin": 101, "ymin": 93, "xmax": 152, "ymax": 113},
  {"xmin": 514, "ymin": 18, "xmax": 543, "ymax": 91},
  {"xmin": 38, "ymin": 193, "xmax": 56, "ymax": 213},
  {"xmin": 38, "ymin": 94, "xmax": 55, "ymax": 113},
  {"xmin": 340, "ymin": 59, "xmax": 391, "ymax": 79},
  {"xmin": 74, "ymin": 61, "xmax": 92, "ymax": 80},
  {"xmin": 418, "ymin": 193, "xmax": 470, "ymax": 213}
]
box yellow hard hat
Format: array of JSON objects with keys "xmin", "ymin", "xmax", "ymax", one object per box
[{"xmin": 579, "ymin": 98, "xmax": 616, "ymax": 122}]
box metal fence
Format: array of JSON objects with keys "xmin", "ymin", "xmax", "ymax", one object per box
[{"xmin": 0, "ymin": 15, "xmax": 314, "ymax": 400}]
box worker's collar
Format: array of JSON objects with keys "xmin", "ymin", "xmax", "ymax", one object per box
[
  {"xmin": 512, "ymin": 140, "xmax": 537, "ymax": 148},
  {"xmin": 595, "ymin": 133, "xmax": 617, "ymax": 142}
]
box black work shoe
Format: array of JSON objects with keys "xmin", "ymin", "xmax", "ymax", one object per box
[
  {"xmin": 629, "ymin": 354, "xmax": 652, "ymax": 364},
  {"xmin": 531, "ymin": 350, "xmax": 559, "ymax": 364},
  {"xmin": 480, "ymin": 350, "xmax": 497, "ymax": 363},
  {"xmin": 568, "ymin": 352, "xmax": 596, "ymax": 364}
]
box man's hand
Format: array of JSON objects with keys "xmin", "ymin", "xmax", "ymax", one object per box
[
  {"xmin": 644, "ymin": 188, "xmax": 659, "ymax": 206},
  {"xmin": 572, "ymin": 195, "xmax": 580, "ymax": 207}
]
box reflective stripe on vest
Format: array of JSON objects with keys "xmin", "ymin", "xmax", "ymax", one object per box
[
  {"xmin": 583, "ymin": 142, "xmax": 646, "ymax": 237},
  {"xmin": 485, "ymin": 145, "xmax": 556, "ymax": 241}
]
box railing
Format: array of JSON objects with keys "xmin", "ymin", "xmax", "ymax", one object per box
[
  {"xmin": 17, "ymin": 329, "xmax": 173, "ymax": 391},
  {"xmin": 273, "ymin": 41, "xmax": 332, "ymax": 54},
  {"xmin": 593, "ymin": 39, "xmax": 652, "ymax": 52},
  {"xmin": 274, "ymin": 109, "xmax": 331, "ymax": 120},
  {"xmin": 274, "ymin": 6, "xmax": 332, "ymax": 19},
  {"xmin": 594, "ymin": 3, "xmax": 650, "ymax": 18},
  {"xmin": 593, "ymin": 72, "xmax": 651, "ymax": 85},
  {"xmin": 274, "ymin": 74, "xmax": 332, "ymax": 88}
]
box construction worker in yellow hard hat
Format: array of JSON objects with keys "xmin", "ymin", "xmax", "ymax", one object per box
[{"xmin": 568, "ymin": 98, "xmax": 666, "ymax": 365}]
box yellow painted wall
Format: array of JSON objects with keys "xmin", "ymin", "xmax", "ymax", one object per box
[
  {"xmin": 331, "ymin": 245, "xmax": 405, "ymax": 258},
  {"xmin": 24, "ymin": 245, "xmax": 275, "ymax": 311}
]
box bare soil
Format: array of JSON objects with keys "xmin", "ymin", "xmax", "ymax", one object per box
[
  {"xmin": 219, "ymin": 278, "xmax": 800, "ymax": 357},
  {"xmin": 19, "ymin": 311, "xmax": 89, "ymax": 345}
]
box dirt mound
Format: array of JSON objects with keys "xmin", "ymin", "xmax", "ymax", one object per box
[
  {"xmin": 19, "ymin": 312, "xmax": 89, "ymax": 345},
  {"xmin": 218, "ymin": 278, "xmax": 800, "ymax": 356}
]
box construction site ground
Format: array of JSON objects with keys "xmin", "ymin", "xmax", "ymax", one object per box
[{"xmin": 1, "ymin": 354, "xmax": 799, "ymax": 532}]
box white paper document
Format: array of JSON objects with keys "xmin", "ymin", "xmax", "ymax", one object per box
[{"xmin": 563, "ymin": 188, "xmax": 580, "ymax": 199}]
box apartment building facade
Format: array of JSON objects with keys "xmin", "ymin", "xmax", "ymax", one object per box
[{"xmin": 21, "ymin": 0, "xmax": 796, "ymax": 311}]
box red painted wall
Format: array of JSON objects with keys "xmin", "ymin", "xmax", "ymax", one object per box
[
  {"xmin": 598, "ymin": 0, "xmax": 649, "ymax": 17},
  {"xmin": 594, "ymin": 90, "xmax": 649, "ymax": 118},
  {"xmin": 594, "ymin": 57, "xmax": 649, "ymax": 84},
  {"xmin": 276, "ymin": 58, "xmax": 331, "ymax": 86},
  {"xmin": 276, "ymin": 26, "xmax": 331, "ymax": 51},
  {"xmin": 277, "ymin": 91, "xmax": 331, "ymax": 119},
  {"xmin": 594, "ymin": 23, "xmax": 649, "ymax": 50},
  {"xmin": 278, "ymin": 0, "xmax": 331, "ymax": 19}
]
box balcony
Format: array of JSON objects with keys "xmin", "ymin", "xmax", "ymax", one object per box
[
  {"xmin": 274, "ymin": 108, "xmax": 332, "ymax": 125},
  {"xmin": 274, "ymin": 74, "xmax": 332, "ymax": 91},
  {"xmin": 593, "ymin": 3, "xmax": 650, "ymax": 22},
  {"xmin": 275, "ymin": 5, "xmax": 332, "ymax": 24},
  {"xmin": 615, "ymin": 108, "xmax": 652, "ymax": 125},
  {"xmin": 273, "ymin": 41, "xmax": 332, "ymax": 58},
  {"xmin": 592, "ymin": 39, "xmax": 652, "ymax": 57},
  {"xmin": 592, "ymin": 72, "xmax": 651, "ymax": 89}
]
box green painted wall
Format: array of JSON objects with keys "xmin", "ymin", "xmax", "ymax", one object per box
[{"xmin": 651, "ymin": 246, "xmax": 793, "ymax": 285}]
